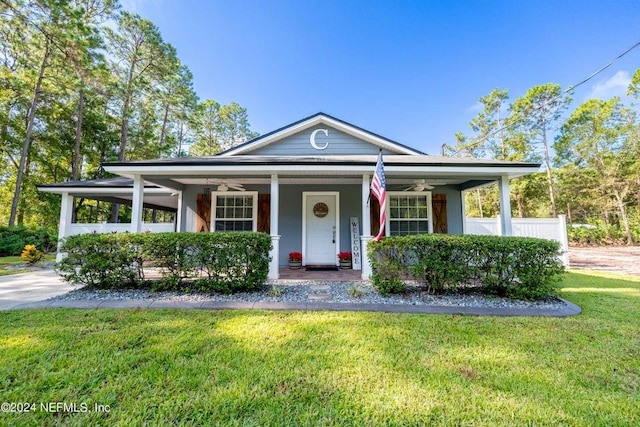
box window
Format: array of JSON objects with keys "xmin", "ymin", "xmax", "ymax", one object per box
[
  {"xmin": 212, "ymin": 192, "xmax": 257, "ymax": 232},
  {"xmin": 387, "ymin": 192, "xmax": 432, "ymax": 236}
]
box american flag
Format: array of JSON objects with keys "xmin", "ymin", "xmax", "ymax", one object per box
[{"xmin": 371, "ymin": 151, "xmax": 387, "ymax": 241}]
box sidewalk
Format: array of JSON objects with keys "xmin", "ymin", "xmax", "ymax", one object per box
[{"xmin": 0, "ymin": 270, "xmax": 75, "ymax": 310}]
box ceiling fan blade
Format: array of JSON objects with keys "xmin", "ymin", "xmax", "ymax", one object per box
[{"xmin": 228, "ymin": 185, "xmax": 246, "ymax": 191}]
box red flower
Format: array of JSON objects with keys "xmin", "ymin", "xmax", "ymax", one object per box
[
  {"xmin": 288, "ymin": 251, "xmax": 302, "ymax": 261},
  {"xmin": 337, "ymin": 252, "xmax": 352, "ymax": 261}
]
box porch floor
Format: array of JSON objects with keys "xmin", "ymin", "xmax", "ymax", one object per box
[{"xmin": 276, "ymin": 267, "xmax": 365, "ymax": 282}]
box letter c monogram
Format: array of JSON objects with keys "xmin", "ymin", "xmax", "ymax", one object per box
[{"xmin": 310, "ymin": 129, "xmax": 329, "ymax": 150}]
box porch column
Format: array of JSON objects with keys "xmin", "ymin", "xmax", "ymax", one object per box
[
  {"xmin": 461, "ymin": 190, "xmax": 467, "ymax": 234},
  {"xmin": 56, "ymin": 192, "xmax": 73, "ymax": 262},
  {"xmin": 175, "ymin": 191, "xmax": 183, "ymax": 232},
  {"xmin": 361, "ymin": 174, "xmax": 372, "ymax": 280},
  {"xmin": 498, "ymin": 175, "xmax": 513, "ymax": 236},
  {"xmin": 269, "ymin": 174, "xmax": 280, "ymax": 279},
  {"xmin": 131, "ymin": 174, "xmax": 144, "ymax": 233}
]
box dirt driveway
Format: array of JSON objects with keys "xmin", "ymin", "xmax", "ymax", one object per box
[{"xmin": 569, "ymin": 246, "xmax": 640, "ymax": 275}]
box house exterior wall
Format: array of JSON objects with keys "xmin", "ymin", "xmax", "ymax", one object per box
[
  {"xmin": 247, "ymin": 124, "xmax": 396, "ymax": 156},
  {"xmin": 180, "ymin": 182, "xmax": 464, "ymax": 266},
  {"xmin": 433, "ymin": 186, "xmax": 463, "ymax": 235}
]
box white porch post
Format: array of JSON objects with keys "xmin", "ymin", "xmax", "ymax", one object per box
[
  {"xmin": 175, "ymin": 191, "xmax": 183, "ymax": 232},
  {"xmin": 361, "ymin": 174, "xmax": 372, "ymax": 280},
  {"xmin": 461, "ymin": 190, "xmax": 467, "ymax": 234},
  {"xmin": 498, "ymin": 175, "xmax": 513, "ymax": 236},
  {"xmin": 56, "ymin": 192, "xmax": 73, "ymax": 262},
  {"xmin": 131, "ymin": 175, "xmax": 144, "ymax": 233},
  {"xmin": 269, "ymin": 174, "xmax": 280, "ymax": 279}
]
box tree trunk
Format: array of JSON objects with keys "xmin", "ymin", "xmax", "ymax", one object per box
[
  {"xmin": 614, "ymin": 190, "xmax": 633, "ymax": 244},
  {"xmin": 476, "ymin": 189, "xmax": 483, "ymax": 218},
  {"xmin": 72, "ymin": 86, "xmax": 84, "ymax": 180},
  {"xmin": 516, "ymin": 192, "xmax": 524, "ymax": 218},
  {"xmin": 71, "ymin": 85, "xmax": 85, "ymax": 223},
  {"xmin": 112, "ymin": 56, "xmax": 139, "ymax": 222},
  {"xmin": 159, "ymin": 103, "xmax": 169, "ymax": 148},
  {"xmin": 541, "ymin": 117, "xmax": 557, "ymax": 217},
  {"xmin": 9, "ymin": 38, "xmax": 50, "ymax": 226},
  {"xmin": 177, "ymin": 121, "xmax": 184, "ymax": 156}
]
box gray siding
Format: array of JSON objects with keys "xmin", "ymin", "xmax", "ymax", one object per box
[
  {"xmin": 180, "ymin": 183, "xmax": 464, "ymax": 266},
  {"xmin": 248, "ymin": 125, "xmax": 396, "ymax": 156},
  {"xmin": 278, "ymin": 184, "xmax": 361, "ymax": 267},
  {"xmin": 433, "ymin": 186, "xmax": 463, "ymax": 235}
]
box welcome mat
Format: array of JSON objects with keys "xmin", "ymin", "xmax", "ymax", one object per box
[{"xmin": 305, "ymin": 265, "xmax": 339, "ymax": 272}]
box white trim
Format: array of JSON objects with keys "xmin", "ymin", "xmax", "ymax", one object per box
[
  {"xmin": 302, "ymin": 191, "xmax": 340, "ymax": 266},
  {"xmin": 38, "ymin": 186, "xmax": 173, "ymax": 194},
  {"xmin": 222, "ymin": 114, "xmax": 421, "ymax": 156},
  {"xmin": 102, "ymin": 164, "xmax": 539, "ymax": 179},
  {"xmin": 210, "ymin": 191, "xmax": 258, "ymax": 232},
  {"xmin": 385, "ymin": 191, "xmax": 433, "ymax": 236}
]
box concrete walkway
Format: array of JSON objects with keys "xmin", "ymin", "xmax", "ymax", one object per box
[
  {"xmin": 0, "ymin": 270, "xmax": 76, "ymax": 310},
  {"xmin": 0, "ymin": 270, "xmax": 581, "ymax": 317}
]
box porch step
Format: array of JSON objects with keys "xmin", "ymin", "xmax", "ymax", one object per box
[
  {"xmin": 309, "ymin": 285, "xmax": 331, "ymax": 292},
  {"xmin": 308, "ymin": 293, "xmax": 332, "ymax": 301}
]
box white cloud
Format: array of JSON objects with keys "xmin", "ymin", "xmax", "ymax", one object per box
[
  {"xmin": 585, "ymin": 70, "xmax": 631, "ymax": 101},
  {"xmin": 466, "ymin": 101, "xmax": 483, "ymax": 113},
  {"xmin": 119, "ymin": 0, "xmax": 153, "ymax": 13}
]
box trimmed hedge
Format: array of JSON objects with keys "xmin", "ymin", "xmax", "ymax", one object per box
[
  {"xmin": 368, "ymin": 234, "xmax": 564, "ymax": 300},
  {"xmin": 57, "ymin": 232, "xmax": 272, "ymax": 293},
  {"xmin": 0, "ymin": 226, "xmax": 58, "ymax": 256}
]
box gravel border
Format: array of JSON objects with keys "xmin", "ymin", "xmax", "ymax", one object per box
[{"xmin": 47, "ymin": 281, "xmax": 567, "ymax": 310}]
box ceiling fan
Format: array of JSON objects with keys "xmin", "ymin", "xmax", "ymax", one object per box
[
  {"xmin": 403, "ymin": 179, "xmax": 434, "ymax": 192},
  {"xmin": 203, "ymin": 179, "xmax": 245, "ymax": 194}
]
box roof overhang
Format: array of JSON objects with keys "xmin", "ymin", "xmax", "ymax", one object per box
[{"xmin": 102, "ymin": 155, "xmax": 540, "ymax": 182}]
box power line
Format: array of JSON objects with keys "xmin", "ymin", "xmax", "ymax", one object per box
[{"xmin": 446, "ymin": 40, "xmax": 640, "ymax": 156}]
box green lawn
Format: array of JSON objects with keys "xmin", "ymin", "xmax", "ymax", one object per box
[
  {"xmin": 0, "ymin": 271, "xmax": 639, "ymax": 426},
  {"xmin": 0, "ymin": 254, "xmax": 56, "ymax": 277}
]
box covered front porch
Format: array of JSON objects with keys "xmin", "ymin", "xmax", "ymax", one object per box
[{"xmin": 41, "ymin": 171, "xmax": 521, "ymax": 281}]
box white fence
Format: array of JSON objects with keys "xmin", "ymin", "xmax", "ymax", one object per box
[
  {"xmin": 68, "ymin": 222, "xmax": 175, "ymax": 236},
  {"xmin": 464, "ymin": 215, "xmax": 569, "ymax": 267}
]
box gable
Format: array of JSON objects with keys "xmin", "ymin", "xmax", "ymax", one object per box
[
  {"xmin": 248, "ymin": 124, "xmax": 396, "ymax": 156},
  {"xmin": 221, "ymin": 113, "xmax": 423, "ymax": 156}
]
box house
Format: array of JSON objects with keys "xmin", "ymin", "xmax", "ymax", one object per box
[{"xmin": 39, "ymin": 113, "xmax": 541, "ymax": 279}]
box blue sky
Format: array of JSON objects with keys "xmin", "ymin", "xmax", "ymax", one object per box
[{"xmin": 123, "ymin": 0, "xmax": 640, "ymax": 155}]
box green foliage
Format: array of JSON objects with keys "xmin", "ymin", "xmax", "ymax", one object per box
[
  {"xmin": 193, "ymin": 232, "xmax": 271, "ymax": 294},
  {"xmin": 57, "ymin": 232, "xmax": 271, "ymax": 292},
  {"xmin": 367, "ymin": 238, "xmax": 409, "ymax": 295},
  {"xmin": 19, "ymin": 244, "xmax": 45, "ymax": 265},
  {"xmin": 0, "ymin": 226, "xmax": 57, "ymax": 256},
  {"xmin": 57, "ymin": 233, "xmax": 142, "ymax": 289},
  {"xmin": 369, "ymin": 234, "xmax": 564, "ymax": 300}
]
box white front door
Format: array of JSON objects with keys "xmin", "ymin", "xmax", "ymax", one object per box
[{"xmin": 303, "ymin": 192, "xmax": 339, "ymax": 265}]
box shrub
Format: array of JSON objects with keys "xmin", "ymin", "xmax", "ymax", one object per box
[
  {"xmin": 57, "ymin": 233, "xmax": 142, "ymax": 289},
  {"xmin": 20, "ymin": 245, "xmax": 45, "ymax": 265},
  {"xmin": 368, "ymin": 237, "xmax": 409, "ymax": 295},
  {"xmin": 0, "ymin": 226, "xmax": 58, "ymax": 256},
  {"xmin": 57, "ymin": 232, "xmax": 272, "ymax": 292},
  {"xmin": 368, "ymin": 234, "xmax": 564, "ymax": 300},
  {"xmin": 194, "ymin": 232, "xmax": 271, "ymax": 294}
]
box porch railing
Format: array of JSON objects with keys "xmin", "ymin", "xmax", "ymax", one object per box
[
  {"xmin": 68, "ymin": 222, "xmax": 175, "ymax": 236},
  {"xmin": 464, "ymin": 215, "xmax": 569, "ymax": 267}
]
